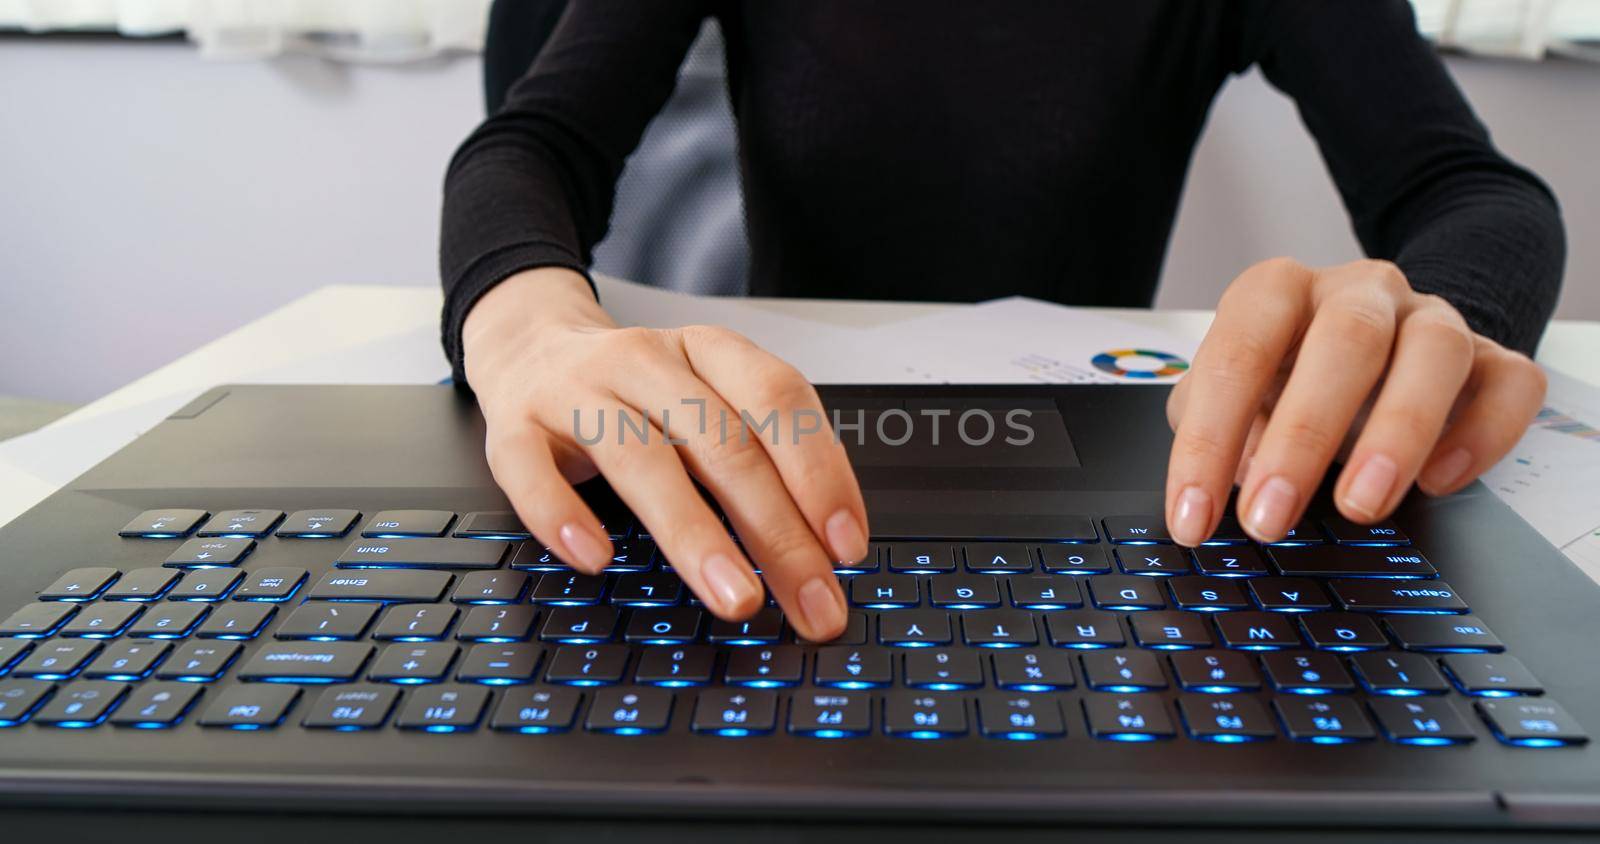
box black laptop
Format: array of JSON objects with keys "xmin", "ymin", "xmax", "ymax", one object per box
[{"xmin": 0, "ymin": 384, "xmax": 1595, "ymax": 831}]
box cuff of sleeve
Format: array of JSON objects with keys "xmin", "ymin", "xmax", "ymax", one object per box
[{"xmin": 440, "ymin": 242, "xmax": 598, "ymax": 390}]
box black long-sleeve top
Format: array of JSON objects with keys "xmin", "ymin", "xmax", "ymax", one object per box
[{"xmin": 440, "ymin": 0, "xmax": 1565, "ymax": 385}]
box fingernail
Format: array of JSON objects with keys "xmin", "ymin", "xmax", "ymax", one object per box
[
  {"xmin": 559, "ymin": 522, "xmax": 610, "ymax": 573},
  {"xmin": 1421, "ymin": 447, "xmax": 1473, "ymax": 493},
  {"xmin": 1342, "ymin": 453, "xmax": 1398, "ymax": 519},
  {"xmin": 1170, "ymin": 485, "xmax": 1212, "ymax": 547},
  {"xmin": 797, "ymin": 576, "xmax": 846, "ymax": 639},
  {"xmin": 825, "ymin": 509, "xmax": 868, "ymax": 563},
  {"xmin": 1245, "ymin": 475, "xmax": 1298, "ymax": 541},
  {"xmin": 700, "ymin": 552, "xmax": 759, "ymax": 614}
]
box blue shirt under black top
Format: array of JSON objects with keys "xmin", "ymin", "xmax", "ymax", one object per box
[{"xmin": 439, "ymin": 0, "xmax": 1564, "ymax": 384}]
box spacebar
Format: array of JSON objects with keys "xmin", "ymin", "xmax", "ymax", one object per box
[
  {"xmin": 238, "ymin": 642, "xmax": 373, "ymax": 682},
  {"xmin": 304, "ymin": 570, "xmax": 452, "ymax": 602}
]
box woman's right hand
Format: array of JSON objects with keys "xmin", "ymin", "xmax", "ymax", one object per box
[{"xmin": 461, "ymin": 267, "xmax": 867, "ymax": 641}]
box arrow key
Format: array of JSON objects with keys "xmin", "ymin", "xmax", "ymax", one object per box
[
  {"xmin": 278, "ymin": 509, "xmax": 361, "ymax": 539},
  {"xmin": 198, "ymin": 510, "xmax": 283, "ymax": 538},
  {"xmin": 163, "ymin": 537, "xmax": 254, "ymax": 568}
]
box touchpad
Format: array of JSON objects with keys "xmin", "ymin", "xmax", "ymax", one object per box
[{"xmin": 828, "ymin": 396, "xmax": 1079, "ymax": 470}]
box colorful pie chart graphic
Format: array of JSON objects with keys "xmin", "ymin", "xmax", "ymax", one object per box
[{"xmin": 1091, "ymin": 348, "xmax": 1190, "ymax": 380}]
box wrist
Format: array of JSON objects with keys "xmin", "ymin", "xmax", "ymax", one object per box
[{"xmin": 462, "ymin": 267, "xmax": 612, "ymax": 384}]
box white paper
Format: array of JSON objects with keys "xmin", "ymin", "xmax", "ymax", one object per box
[{"xmin": 1479, "ymin": 367, "xmax": 1600, "ymax": 561}]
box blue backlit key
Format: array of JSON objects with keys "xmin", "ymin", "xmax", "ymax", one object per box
[
  {"xmin": 1167, "ymin": 577, "xmax": 1249, "ymax": 612},
  {"xmin": 230, "ymin": 567, "xmax": 308, "ymax": 602},
  {"xmin": 450, "ymin": 511, "xmax": 528, "ymax": 540},
  {"xmin": 692, "ymin": 689, "xmax": 777, "ymax": 735},
  {"xmin": 275, "ymin": 603, "xmax": 377, "ymax": 641},
  {"xmin": 301, "ymin": 684, "xmax": 399, "ymax": 730},
  {"xmin": 930, "ymin": 575, "xmax": 1002, "ymax": 608},
  {"xmin": 1127, "ymin": 611, "xmax": 1213, "ymax": 649},
  {"xmin": 1169, "ymin": 651, "xmax": 1261, "ymax": 693},
  {"xmin": 905, "ymin": 648, "xmax": 983, "ymax": 689},
  {"xmin": 605, "ymin": 539, "xmax": 656, "ymax": 573},
  {"xmin": 126, "ymin": 603, "xmax": 209, "ymax": 639},
  {"xmin": 725, "ymin": 646, "xmax": 803, "ymax": 687},
  {"xmin": 1115, "ymin": 546, "xmax": 1190, "ymax": 576},
  {"xmin": 1087, "ymin": 576, "xmax": 1165, "ymax": 610},
  {"xmin": 1260, "ymin": 652, "xmax": 1354, "ymax": 694},
  {"xmin": 814, "ymin": 646, "xmax": 892, "ymax": 688},
  {"xmin": 163, "ymin": 537, "xmax": 255, "ymax": 568},
  {"xmin": 884, "ymin": 543, "xmax": 959, "ymax": 574},
  {"xmin": 991, "ymin": 649, "xmax": 1075, "ymax": 691},
  {"xmin": 1192, "ymin": 546, "xmax": 1269, "ymax": 577},
  {"xmin": 58, "ymin": 602, "xmax": 144, "ymax": 638},
  {"xmin": 154, "ymin": 641, "xmax": 242, "ymax": 682},
  {"xmin": 0, "ymin": 640, "xmax": 32, "ymax": 676},
  {"xmin": 32, "ymin": 680, "xmax": 128, "ymax": 728},
  {"xmin": 877, "ymin": 610, "xmax": 951, "ymax": 646},
  {"xmin": 1214, "ymin": 612, "xmax": 1301, "ymax": 650},
  {"xmin": 586, "ymin": 687, "xmax": 673, "ymax": 734},
  {"xmin": 964, "ymin": 543, "xmax": 1034, "ymax": 573},
  {"xmin": 1369, "ymin": 697, "xmax": 1476, "ymax": 745},
  {"xmin": 610, "ymin": 572, "xmax": 682, "ymax": 607},
  {"xmin": 509, "ymin": 544, "xmax": 566, "ymax": 572},
  {"xmin": 12, "ymin": 640, "xmax": 101, "ymax": 680},
  {"xmin": 336, "ymin": 538, "xmax": 508, "ymax": 571},
  {"xmin": 0, "ymin": 679, "xmax": 54, "ymax": 727},
  {"xmin": 1007, "ymin": 575, "xmax": 1082, "ymax": 609},
  {"xmin": 0, "ymin": 602, "xmax": 77, "ymax": 637},
  {"xmin": 102, "ymin": 567, "xmax": 181, "ymax": 602},
  {"xmin": 369, "ymin": 643, "xmax": 458, "ymax": 684},
  {"xmin": 198, "ymin": 510, "xmax": 283, "ymax": 538},
  {"xmin": 884, "ymin": 691, "xmax": 967, "ymax": 738},
  {"xmin": 84, "ymin": 640, "xmax": 172, "ymax": 681},
  {"xmin": 706, "ymin": 608, "xmax": 784, "ymax": 645},
  {"xmin": 545, "ymin": 644, "xmax": 628, "ymax": 685},
  {"xmin": 1274, "ymin": 697, "xmax": 1374, "ymax": 743},
  {"xmin": 1082, "ymin": 693, "xmax": 1175, "ymax": 741},
  {"xmin": 634, "ymin": 645, "xmax": 714, "ymax": 686},
  {"xmin": 1248, "ymin": 578, "xmax": 1331, "ymax": 612},
  {"xmin": 1386, "ymin": 615, "xmax": 1503, "ymax": 652},
  {"xmin": 1350, "ymin": 652, "xmax": 1449, "ymax": 696},
  {"xmin": 961, "ymin": 611, "xmax": 1039, "ymax": 647},
  {"xmin": 1322, "ymin": 516, "xmax": 1408, "ymax": 546},
  {"xmin": 199, "ymin": 684, "xmax": 300, "ymax": 729},
  {"xmin": 1037, "ymin": 543, "xmax": 1111, "ymax": 574},
  {"xmin": 395, "ymin": 684, "xmax": 490, "ymax": 732},
  {"xmin": 1179, "ymin": 694, "xmax": 1276, "ymax": 742},
  {"xmin": 1082, "ymin": 651, "xmax": 1167, "ymax": 692},
  {"xmin": 790, "ymin": 691, "xmax": 871, "ymax": 737},
  {"xmin": 978, "ymin": 693, "xmax": 1065, "ymax": 739},
  {"xmin": 1332, "ymin": 580, "xmax": 1467, "ymax": 614},
  {"xmin": 1477, "ymin": 698, "xmax": 1588, "ymax": 747},
  {"xmin": 851, "ymin": 575, "xmax": 919, "ymax": 608},
  {"xmin": 362, "ymin": 510, "xmax": 456, "ymax": 538},
  {"xmin": 196, "ymin": 603, "xmax": 276, "ymax": 640},
  {"xmin": 531, "ymin": 573, "xmax": 606, "ymax": 606},
  {"xmin": 1101, "ymin": 516, "xmax": 1169, "ymax": 544},
  {"xmin": 167, "ymin": 568, "xmax": 244, "ymax": 602},
  {"xmin": 237, "ymin": 642, "xmax": 372, "ymax": 683},
  {"xmin": 1298, "ymin": 613, "xmax": 1389, "ymax": 651},
  {"xmin": 624, "ymin": 608, "xmax": 703, "ymax": 644},
  {"xmin": 1441, "ymin": 654, "xmax": 1543, "ymax": 697},
  {"xmin": 457, "ymin": 643, "xmax": 542, "ymax": 685},
  {"xmin": 119, "ymin": 509, "xmax": 208, "ymax": 538},
  {"xmin": 1043, "ymin": 610, "xmax": 1124, "ymax": 648},
  {"xmin": 456, "ymin": 605, "xmax": 538, "ymax": 642},
  {"xmin": 109, "ymin": 681, "xmax": 203, "ymax": 729},
  {"xmin": 539, "ymin": 607, "xmax": 620, "ymax": 643},
  {"xmin": 490, "ymin": 687, "xmax": 583, "ymax": 733},
  {"xmin": 277, "ymin": 509, "xmax": 361, "ymax": 539},
  {"xmin": 372, "ymin": 605, "xmax": 459, "ymax": 642},
  {"xmin": 39, "ymin": 567, "xmax": 119, "ymax": 602}
]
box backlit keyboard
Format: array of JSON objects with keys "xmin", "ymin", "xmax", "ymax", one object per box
[{"xmin": 0, "ymin": 506, "xmax": 1587, "ymax": 747}]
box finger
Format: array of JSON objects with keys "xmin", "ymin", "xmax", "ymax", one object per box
[
  {"xmin": 680, "ymin": 325, "xmax": 870, "ymax": 563},
  {"xmin": 483, "ymin": 424, "xmax": 612, "ymax": 576},
  {"xmin": 569, "ymin": 393, "xmax": 767, "ymax": 622},
  {"xmin": 1333, "ymin": 300, "xmax": 1475, "ymax": 522},
  {"xmin": 1237, "ymin": 264, "xmax": 1404, "ymax": 542},
  {"xmin": 1165, "ymin": 258, "xmax": 1312, "ymax": 547},
  {"xmin": 1418, "ymin": 341, "xmax": 1546, "ymax": 496}
]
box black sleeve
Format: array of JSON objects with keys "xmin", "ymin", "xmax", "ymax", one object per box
[
  {"xmin": 1249, "ymin": 0, "xmax": 1565, "ymax": 354},
  {"xmin": 439, "ymin": 1, "xmax": 713, "ymax": 385}
]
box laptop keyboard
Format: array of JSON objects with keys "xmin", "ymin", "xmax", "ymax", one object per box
[{"xmin": 0, "ymin": 506, "xmax": 1588, "ymax": 748}]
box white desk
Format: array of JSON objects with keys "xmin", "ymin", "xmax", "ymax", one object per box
[{"xmin": 3, "ymin": 283, "xmax": 1598, "ymax": 531}]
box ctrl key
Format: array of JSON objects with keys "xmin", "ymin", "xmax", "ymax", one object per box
[
  {"xmin": 1478, "ymin": 698, "xmax": 1588, "ymax": 747},
  {"xmin": 200, "ymin": 684, "xmax": 301, "ymax": 729}
]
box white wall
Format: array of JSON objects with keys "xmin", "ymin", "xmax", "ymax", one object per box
[{"xmin": 1, "ymin": 38, "xmax": 1597, "ymax": 403}]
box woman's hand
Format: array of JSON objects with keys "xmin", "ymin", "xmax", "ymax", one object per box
[
  {"xmin": 1165, "ymin": 258, "xmax": 1546, "ymax": 546},
  {"xmin": 461, "ymin": 267, "xmax": 867, "ymax": 640}
]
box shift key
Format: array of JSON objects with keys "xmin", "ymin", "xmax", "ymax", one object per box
[
  {"xmin": 305, "ymin": 570, "xmax": 452, "ymax": 603},
  {"xmin": 238, "ymin": 642, "xmax": 373, "ymax": 682}
]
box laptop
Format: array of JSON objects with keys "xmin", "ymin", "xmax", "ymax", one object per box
[{"xmin": 0, "ymin": 383, "xmax": 1595, "ymax": 830}]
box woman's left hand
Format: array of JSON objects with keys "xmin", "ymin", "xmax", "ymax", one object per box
[{"xmin": 1164, "ymin": 257, "xmax": 1546, "ymax": 546}]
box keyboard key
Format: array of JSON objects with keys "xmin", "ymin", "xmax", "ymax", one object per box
[
  {"xmin": 1322, "ymin": 516, "xmax": 1409, "ymax": 546},
  {"xmin": 304, "ymin": 570, "xmax": 452, "ymax": 603},
  {"xmin": 1044, "ymin": 610, "xmax": 1125, "ymax": 648},
  {"xmin": 127, "ymin": 603, "xmax": 208, "ymax": 639},
  {"xmin": 198, "ymin": 510, "xmax": 283, "ymax": 538},
  {"xmin": 0, "ymin": 602, "xmax": 77, "ymax": 637},
  {"xmin": 706, "ymin": 607, "xmax": 784, "ymax": 644},
  {"xmin": 605, "ymin": 539, "xmax": 657, "ymax": 573},
  {"xmin": 991, "ymin": 649, "xmax": 1075, "ymax": 690},
  {"xmin": 0, "ymin": 640, "xmax": 32, "ymax": 676},
  {"xmin": 1192, "ymin": 546, "xmax": 1270, "ymax": 577},
  {"xmin": 108, "ymin": 681, "xmax": 203, "ymax": 728},
  {"xmin": 1477, "ymin": 698, "xmax": 1588, "ymax": 747},
  {"xmin": 509, "ymin": 544, "xmax": 566, "ymax": 572},
  {"xmin": 790, "ymin": 690, "xmax": 871, "ymax": 736},
  {"xmin": 851, "ymin": 575, "xmax": 919, "ymax": 608},
  {"xmin": 1268, "ymin": 546, "xmax": 1436, "ymax": 579},
  {"xmin": 822, "ymin": 611, "xmax": 870, "ymax": 646},
  {"xmin": 961, "ymin": 611, "xmax": 1039, "ymax": 647},
  {"xmin": 119, "ymin": 509, "xmax": 208, "ymax": 538},
  {"xmin": 1214, "ymin": 612, "xmax": 1301, "ymax": 650},
  {"xmin": 725, "ymin": 646, "xmax": 803, "ymax": 687},
  {"xmin": 1332, "ymin": 580, "xmax": 1468, "ymax": 614},
  {"xmin": 85, "ymin": 642, "xmax": 172, "ymax": 680},
  {"xmin": 1082, "ymin": 693, "xmax": 1175, "ymax": 740},
  {"xmin": 0, "ymin": 679, "xmax": 54, "ymax": 726},
  {"xmin": 1007, "ymin": 575, "xmax": 1082, "ymax": 609},
  {"xmin": 964, "ymin": 543, "xmax": 1034, "ymax": 573},
  {"xmin": 1205, "ymin": 518, "xmax": 1250, "ymax": 545},
  {"xmin": 586, "ymin": 687, "xmax": 673, "ymax": 734},
  {"xmin": 1386, "ymin": 615, "xmax": 1503, "ymax": 652},
  {"xmin": 1179, "ymin": 694, "xmax": 1277, "ymax": 742},
  {"xmin": 457, "ymin": 605, "xmax": 538, "ymax": 642},
  {"xmin": 546, "ymin": 644, "xmax": 629, "ymax": 685},
  {"xmin": 458, "ymin": 643, "xmax": 542, "ymax": 685},
  {"xmin": 930, "ymin": 575, "xmax": 1001, "ymax": 608},
  {"xmin": 692, "ymin": 689, "xmax": 777, "ymax": 735},
  {"xmin": 276, "ymin": 603, "xmax": 378, "ymax": 640},
  {"xmin": 237, "ymin": 642, "xmax": 373, "ymax": 683},
  {"xmin": 491, "ymin": 687, "xmax": 583, "ymax": 733},
  {"xmin": 884, "ymin": 691, "xmax": 967, "ymax": 738},
  {"xmin": 153, "ymin": 642, "xmax": 241, "ymax": 682},
  {"xmin": 59, "ymin": 602, "xmax": 144, "ymax": 638},
  {"xmin": 167, "ymin": 568, "xmax": 244, "ymax": 602},
  {"xmin": 1101, "ymin": 516, "xmax": 1169, "ymax": 544},
  {"xmin": 1169, "ymin": 651, "xmax": 1262, "ymax": 693},
  {"xmin": 39, "ymin": 567, "xmax": 119, "ymax": 601},
  {"xmin": 877, "ymin": 610, "xmax": 951, "ymax": 646},
  {"xmin": 1441, "ymin": 654, "xmax": 1543, "ymax": 697},
  {"xmin": 1082, "ymin": 651, "xmax": 1167, "ymax": 692},
  {"xmin": 276, "ymin": 509, "xmax": 361, "ymax": 539},
  {"xmin": 230, "ymin": 567, "xmax": 308, "ymax": 602},
  {"xmin": 814, "ymin": 646, "xmax": 892, "ymax": 688},
  {"xmin": 634, "ymin": 645, "xmax": 715, "ymax": 686},
  {"xmin": 1369, "ymin": 697, "xmax": 1476, "ymax": 745},
  {"xmin": 1298, "ymin": 613, "xmax": 1389, "ymax": 651},
  {"xmin": 163, "ymin": 537, "xmax": 254, "ymax": 568},
  {"xmin": 1247, "ymin": 578, "xmax": 1330, "ymax": 612},
  {"xmin": 13, "ymin": 641, "xmax": 101, "ymax": 679},
  {"xmin": 1350, "ymin": 652, "xmax": 1450, "ymax": 696},
  {"xmin": 532, "ymin": 573, "xmax": 607, "ymax": 606},
  {"xmin": 337, "ymin": 538, "xmax": 509, "ymax": 571},
  {"xmin": 978, "ymin": 693, "xmax": 1065, "ymax": 738},
  {"xmin": 1274, "ymin": 697, "xmax": 1375, "ymax": 743},
  {"xmin": 624, "ymin": 608, "xmax": 703, "ymax": 644},
  {"xmin": 884, "ymin": 543, "xmax": 959, "ymax": 573},
  {"xmin": 363, "ymin": 510, "xmax": 456, "ymax": 538},
  {"xmin": 370, "ymin": 643, "xmax": 458, "ymax": 684},
  {"xmin": 395, "ymin": 685, "xmax": 490, "ymax": 731},
  {"xmin": 452, "ymin": 511, "xmax": 531, "ymax": 540},
  {"xmin": 1087, "ymin": 576, "xmax": 1165, "ymax": 610},
  {"xmin": 33, "ymin": 680, "xmax": 128, "ymax": 727},
  {"xmin": 196, "ymin": 603, "xmax": 276, "ymax": 640},
  {"xmin": 1261, "ymin": 652, "xmax": 1355, "ymax": 694},
  {"xmin": 102, "ymin": 567, "xmax": 181, "ymax": 602},
  {"xmin": 905, "ymin": 648, "xmax": 983, "ymax": 689},
  {"xmin": 1128, "ymin": 611, "xmax": 1214, "ymax": 649},
  {"xmin": 372, "ymin": 605, "xmax": 459, "ymax": 642},
  {"xmin": 301, "ymin": 684, "xmax": 400, "ymax": 730},
  {"xmin": 1267, "ymin": 520, "xmax": 1325, "ymax": 546},
  {"xmin": 1037, "ymin": 543, "xmax": 1112, "ymax": 574},
  {"xmin": 200, "ymin": 684, "xmax": 300, "ymax": 729},
  {"xmin": 611, "ymin": 572, "xmax": 683, "ymax": 607},
  {"xmin": 1115, "ymin": 546, "xmax": 1191, "ymax": 576},
  {"xmin": 539, "ymin": 607, "xmax": 620, "ymax": 643},
  {"xmin": 1167, "ymin": 577, "xmax": 1249, "ymax": 612}
]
